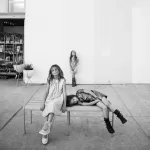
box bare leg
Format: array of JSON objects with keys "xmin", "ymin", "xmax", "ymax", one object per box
[
  {"xmin": 72, "ymin": 72, "xmax": 75, "ymax": 78},
  {"xmin": 101, "ymin": 97, "xmax": 116, "ymax": 112},
  {"xmin": 72, "ymin": 71, "xmax": 76, "ymax": 87},
  {"xmin": 96, "ymin": 101, "xmax": 115, "ymax": 134},
  {"xmin": 43, "ymin": 113, "xmax": 54, "ymax": 138},
  {"xmin": 101, "ymin": 97, "xmax": 127, "ymax": 124},
  {"xmin": 96, "ymin": 101, "xmax": 109, "ymax": 118},
  {"xmin": 47, "ymin": 113, "xmax": 54, "ymax": 123}
]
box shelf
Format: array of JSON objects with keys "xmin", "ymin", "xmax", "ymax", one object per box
[
  {"xmin": 0, "ymin": 32, "xmax": 24, "ymax": 77},
  {"xmin": 4, "ymin": 43, "xmax": 23, "ymax": 45},
  {"xmin": 5, "ymin": 43, "xmax": 14, "ymax": 44},
  {"xmin": 0, "ymin": 72, "xmax": 16, "ymax": 76}
]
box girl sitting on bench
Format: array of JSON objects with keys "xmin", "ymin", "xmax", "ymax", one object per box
[
  {"xmin": 39, "ymin": 64, "xmax": 66, "ymax": 145},
  {"xmin": 67, "ymin": 89, "xmax": 127, "ymax": 134}
]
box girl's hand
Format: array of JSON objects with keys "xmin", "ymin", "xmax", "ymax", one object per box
[
  {"xmin": 95, "ymin": 99, "xmax": 100, "ymax": 103},
  {"xmin": 40, "ymin": 103, "xmax": 45, "ymax": 111},
  {"xmin": 61, "ymin": 106, "xmax": 67, "ymax": 113},
  {"xmin": 78, "ymin": 101, "xmax": 84, "ymax": 105}
]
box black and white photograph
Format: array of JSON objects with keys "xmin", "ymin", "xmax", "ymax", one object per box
[{"xmin": 0, "ymin": 0, "xmax": 150, "ymax": 150}]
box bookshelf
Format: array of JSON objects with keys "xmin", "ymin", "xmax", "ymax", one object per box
[{"xmin": 0, "ymin": 32, "xmax": 24, "ymax": 79}]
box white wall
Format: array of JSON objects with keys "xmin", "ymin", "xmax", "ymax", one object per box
[
  {"xmin": 94, "ymin": 0, "xmax": 132, "ymax": 84},
  {"xmin": 25, "ymin": 0, "xmax": 150, "ymax": 84},
  {"xmin": 132, "ymin": 0, "xmax": 150, "ymax": 83},
  {"xmin": 25, "ymin": 0, "xmax": 94, "ymax": 84},
  {"xmin": 25, "ymin": 0, "xmax": 68, "ymax": 83},
  {"xmin": 65, "ymin": 0, "xmax": 94, "ymax": 84}
]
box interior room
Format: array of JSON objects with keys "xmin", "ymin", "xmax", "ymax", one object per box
[{"xmin": 0, "ymin": 19, "xmax": 24, "ymax": 79}]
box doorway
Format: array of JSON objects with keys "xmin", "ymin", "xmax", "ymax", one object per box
[{"xmin": 0, "ymin": 18, "xmax": 24, "ymax": 79}]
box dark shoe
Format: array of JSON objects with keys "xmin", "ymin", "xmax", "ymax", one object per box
[
  {"xmin": 104, "ymin": 118, "xmax": 115, "ymax": 134},
  {"xmin": 114, "ymin": 109, "xmax": 127, "ymax": 124}
]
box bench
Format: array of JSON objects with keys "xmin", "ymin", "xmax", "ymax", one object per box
[{"xmin": 23, "ymin": 96, "xmax": 114, "ymax": 135}]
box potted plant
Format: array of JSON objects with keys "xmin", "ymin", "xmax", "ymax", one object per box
[
  {"xmin": 24, "ymin": 64, "xmax": 33, "ymax": 70},
  {"xmin": 23, "ymin": 64, "xmax": 34, "ymax": 83}
]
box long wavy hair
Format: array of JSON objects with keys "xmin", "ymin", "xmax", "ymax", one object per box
[
  {"xmin": 66, "ymin": 95, "xmax": 79, "ymax": 107},
  {"xmin": 47, "ymin": 64, "xmax": 64, "ymax": 84},
  {"xmin": 69, "ymin": 50, "xmax": 78, "ymax": 63}
]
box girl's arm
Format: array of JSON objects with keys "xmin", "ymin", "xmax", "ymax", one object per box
[
  {"xmin": 83, "ymin": 89, "xmax": 97, "ymax": 98},
  {"xmin": 40, "ymin": 82, "xmax": 50, "ymax": 111},
  {"xmin": 79, "ymin": 99, "xmax": 100, "ymax": 106},
  {"xmin": 62, "ymin": 79, "xmax": 67, "ymax": 112},
  {"xmin": 43, "ymin": 83, "xmax": 50, "ymax": 103},
  {"xmin": 69, "ymin": 60, "xmax": 73, "ymax": 71}
]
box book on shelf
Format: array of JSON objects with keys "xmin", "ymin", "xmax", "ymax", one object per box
[
  {"xmin": 17, "ymin": 46, "xmax": 20, "ymax": 52},
  {"xmin": 0, "ymin": 45, "xmax": 4, "ymax": 52}
]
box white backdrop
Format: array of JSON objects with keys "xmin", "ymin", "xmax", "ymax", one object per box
[{"xmin": 24, "ymin": 0, "xmax": 150, "ymax": 84}]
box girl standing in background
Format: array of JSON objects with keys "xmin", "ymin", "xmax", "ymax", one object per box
[{"xmin": 69, "ymin": 50, "xmax": 79, "ymax": 87}]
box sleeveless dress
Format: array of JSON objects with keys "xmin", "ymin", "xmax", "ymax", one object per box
[
  {"xmin": 70, "ymin": 57, "xmax": 78, "ymax": 73},
  {"xmin": 42, "ymin": 78, "xmax": 65, "ymax": 117}
]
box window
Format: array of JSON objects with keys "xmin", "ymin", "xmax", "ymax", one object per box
[{"xmin": 9, "ymin": 0, "xmax": 25, "ymax": 13}]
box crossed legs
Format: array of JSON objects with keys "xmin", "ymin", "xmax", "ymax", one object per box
[{"xmin": 39, "ymin": 113, "xmax": 55, "ymax": 144}]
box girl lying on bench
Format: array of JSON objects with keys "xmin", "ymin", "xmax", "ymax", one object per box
[{"xmin": 67, "ymin": 89, "xmax": 127, "ymax": 134}]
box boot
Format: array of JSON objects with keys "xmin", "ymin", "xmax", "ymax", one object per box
[
  {"xmin": 104, "ymin": 118, "xmax": 115, "ymax": 134},
  {"xmin": 72, "ymin": 77, "xmax": 76, "ymax": 87},
  {"xmin": 114, "ymin": 109, "xmax": 127, "ymax": 124},
  {"xmin": 72, "ymin": 78, "xmax": 75, "ymax": 87},
  {"xmin": 73, "ymin": 77, "xmax": 76, "ymax": 86}
]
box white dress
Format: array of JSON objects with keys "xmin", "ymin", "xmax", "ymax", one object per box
[
  {"xmin": 70, "ymin": 58, "xmax": 78, "ymax": 75},
  {"xmin": 42, "ymin": 78, "xmax": 65, "ymax": 117}
]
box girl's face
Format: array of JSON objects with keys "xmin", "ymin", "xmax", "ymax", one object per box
[
  {"xmin": 71, "ymin": 51, "xmax": 76, "ymax": 56},
  {"xmin": 51, "ymin": 67, "xmax": 59, "ymax": 76},
  {"xmin": 70, "ymin": 97, "xmax": 78, "ymax": 105}
]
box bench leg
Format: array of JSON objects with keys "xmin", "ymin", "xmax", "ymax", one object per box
[
  {"xmin": 67, "ymin": 111, "xmax": 70, "ymax": 125},
  {"xmin": 112, "ymin": 112, "xmax": 114, "ymax": 128},
  {"xmin": 23, "ymin": 108, "xmax": 26, "ymax": 134},
  {"xmin": 67, "ymin": 111, "xmax": 70, "ymax": 136},
  {"xmin": 30, "ymin": 110, "xmax": 32, "ymax": 124}
]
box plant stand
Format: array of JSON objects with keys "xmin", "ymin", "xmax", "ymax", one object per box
[
  {"xmin": 23, "ymin": 70, "xmax": 34, "ymax": 86},
  {"xmin": 13, "ymin": 64, "xmax": 24, "ymax": 86}
]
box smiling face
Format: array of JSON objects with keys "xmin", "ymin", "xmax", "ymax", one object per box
[
  {"xmin": 51, "ymin": 66, "xmax": 59, "ymax": 77},
  {"xmin": 70, "ymin": 96, "xmax": 79, "ymax": 105}
]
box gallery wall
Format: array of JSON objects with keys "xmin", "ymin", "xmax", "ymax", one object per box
[{"xmin": 25, "ymin": 0, "xmax": 150, "ymax": 84}]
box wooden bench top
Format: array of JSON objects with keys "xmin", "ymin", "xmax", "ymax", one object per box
[
  {"xmin": 24, "ymin": 100, "xmax": 102, "ymax": 112},
  {"xmin": 24, "ymin": 87, "xmax": 103, "ymax": 112}
]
